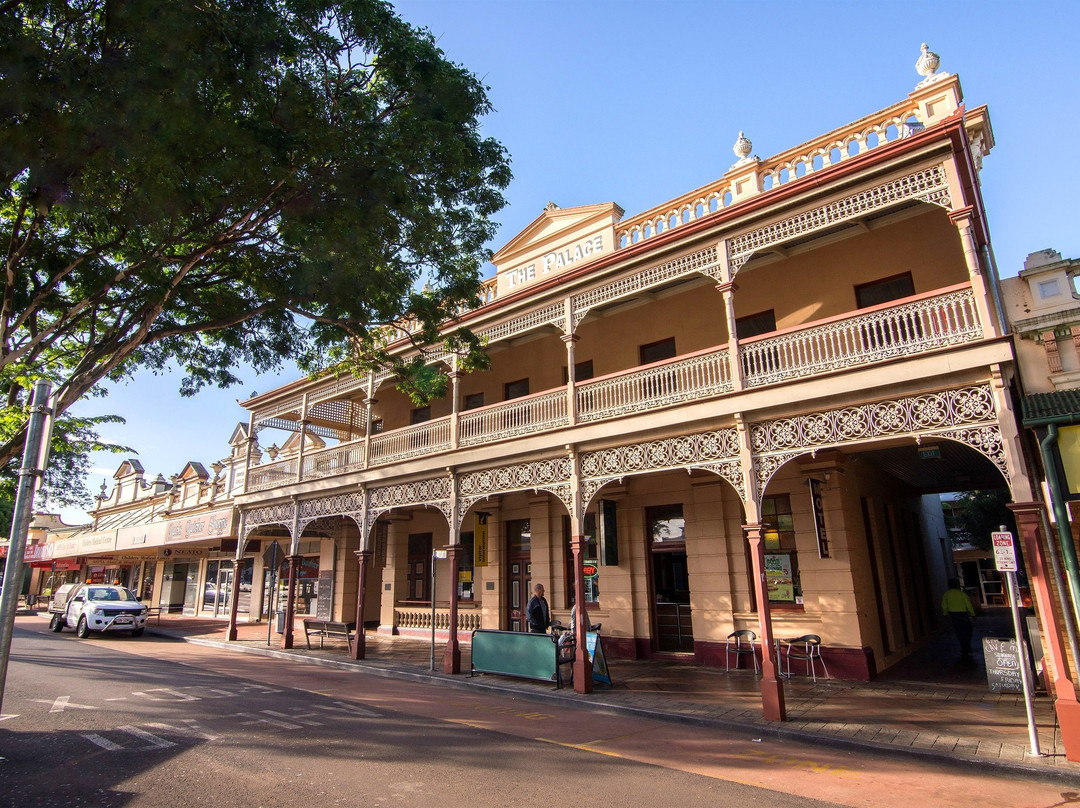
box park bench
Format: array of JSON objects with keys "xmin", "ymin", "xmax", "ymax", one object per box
[{"xmin": 302, "ymin": 619, "xmax": 356, "ymax": 650}]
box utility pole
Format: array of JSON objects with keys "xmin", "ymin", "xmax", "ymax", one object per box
[{"xmin": 0, "ymin": 380, "xmax": 55, "ymax": 716}]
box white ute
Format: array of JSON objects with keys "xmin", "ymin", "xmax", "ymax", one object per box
[{"xmin": 49, "ymin": 583, "xmax": 149, "ymax": 638}]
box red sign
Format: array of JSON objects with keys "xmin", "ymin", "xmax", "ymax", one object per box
[{"xmin": 582, "ymin": 564, "xmax": 598, "ymax": 577}]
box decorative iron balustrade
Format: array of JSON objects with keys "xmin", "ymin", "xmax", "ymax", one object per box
[
  {"xmin": 246, "ymin": 458, "xmax": 299, "ymax": 492},
  {"xmin": 368, "ymin": 417, "xmax": 452, "ymax": 466},
  {"xmin": 301, "ymin": 437, "xmax": 367, "ymax": 481},
  {"xmin": 458, "ymin": 390, "xmax": 568, "ymax": 447},
  {"xmin": 577, "ymin": 348, "xmax": 733, "ymax": 422},
  {"xmin": 740, "ymin": 286, "xmax": 980, "ymax": 387}
]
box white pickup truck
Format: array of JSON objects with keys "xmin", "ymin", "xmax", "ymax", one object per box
[{"xmin": 48, "ymin": 583, "xmax": 149, "ymax": 638}]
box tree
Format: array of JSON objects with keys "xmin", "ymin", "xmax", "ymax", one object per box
[
  {"xmin": 0, "ymin": 0, "xmax": 510, "ymax": 469},
  {"xmin": 949, "ymin": 489, "xmax": 1016, "ymax": 551}
]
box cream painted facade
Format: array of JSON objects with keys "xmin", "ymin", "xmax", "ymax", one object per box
[{"xmin": 230, "ymin": 54, "xmax": 1044, "ymax": 693}]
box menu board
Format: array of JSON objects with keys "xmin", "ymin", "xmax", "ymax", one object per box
[
  {"xmin": 983, "ymin": 637, "xmax": 1023, "ymax": 693},
  {"xmin": 765, "ymin": 553, "xmax": 795, "ymax": 602}
]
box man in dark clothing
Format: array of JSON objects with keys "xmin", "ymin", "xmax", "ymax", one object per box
[{"xmin": 527, "ymin": 583, "xmax": 550, "ymax": 633}]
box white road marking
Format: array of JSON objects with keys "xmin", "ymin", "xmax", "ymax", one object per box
[
  {"xmin": 33, "ymin": 696, "xmax": 97, "ymax": 713},
  {"xmin": 132, "ymin": 688, "xmax": 201, "ymax": 702},
  {"xmin": 0, "ymin": 714, "xmax": 19, "ymax": 722},
  {"xmin": 118, "ymin": 725, "xmax": 177, "ymax": 749},
  {"xmin": 315, "ymin": 702, "xmax": 380, "ymax": 718},
  {"xmin": 262, "ymin": 709, "xmax": 322, "ymax": 726},
  {"xmin": 144, "ymin": 720, "xmax": 218, "ymax": 741},
  {"xmin": 238, "ymin": 712, "xmax": 303, "ymax": 730},
  {"xmin": 82, "ymin": 733, "xmax": 125, "ymax": 751}
]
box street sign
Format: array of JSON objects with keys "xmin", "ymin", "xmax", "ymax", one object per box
[{"xmin": 991, "ymin": 531, "xmax": 1017, "ymax": 572}]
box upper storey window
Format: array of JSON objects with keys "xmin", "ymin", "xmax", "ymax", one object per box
[
  {"xmin": 639, "ymin": 337, "xmax": 676, "ymax": 365},
  {"xmin": 736, "ymin": 310, "xmax": 777, "ymax": 340},
  {"xmin": 504, "ymin": 378, "xmax": 529, "ymax": 400},
  {"xmin": 855, "ymin": 272, "xmax": 915, "ymax": 308},
  {"xmin": 410, "ymin": 406, "xmax": 431, "ymax": 425}
]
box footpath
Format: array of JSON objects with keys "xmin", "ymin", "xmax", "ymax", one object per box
[{"xmin": 105, "ymin": 610, "xmax": 1080, "ymax": 787}]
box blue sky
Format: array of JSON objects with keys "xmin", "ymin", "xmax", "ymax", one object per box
[{"xmin": 55, "ymin": 0, "xmax": 1080, "ymax": 523}]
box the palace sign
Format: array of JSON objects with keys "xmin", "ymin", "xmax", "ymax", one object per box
[{"xmin": 504, "ymin": 233, "xmax": 607, "ymax": 292}]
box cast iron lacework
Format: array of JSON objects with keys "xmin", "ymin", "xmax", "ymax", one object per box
[
  {"xmin": 297, "ymin": 492, "xmax": 365, "ymax": 535},
  {"xmin": 458, "ymin": 457, "xmax": 574, "ymax": 524},
  {"xmin": 579, "ymin": 428, "xmax": 744, "ymax": 508},
  {"xmin": 366, "ymin": 476, "xmax": 452, "ymax": 530},
  {"xmin": 728, "ymin": 165, "xmax": 952, "ymax": 275},
  {"xmin": 750, "ymin": 384, "xmax": 1006, "ymax": 494},
  {"xmin": 477, "ymin": 302, "xmax": 567, "ymax": 345},
  {"xmin": 252, "ymin": 395, "xmax": 303, "ymax": 426},
  {"xmin": 571, "ymin": 246, "xmax": 720, "ymax": 330},
  {"xmin": 241, "ymin": 501, "xmax": 295, "ymax": 540}
]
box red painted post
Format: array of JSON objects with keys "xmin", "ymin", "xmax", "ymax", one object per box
[
  {"xmin": 443, "ymin": 543, "xmax": 463, "ymax": 674},
  {"xmin": 226, "ymin": 557, "xmax": 241, "ymax": 642},
  {"xmin": 571, "ymin": 535, "xmax": 593, "ymax": 694},
  {"xmin": 351, "ymin": 550, "xmax": 372, "ymax": 660},
  {"xmin": 280, "ymin": 554, "xmax": 300, "ymax": 651},
  {"xmin": 745, "ymin": 523, "xmax": 786, "ymax": 721}
]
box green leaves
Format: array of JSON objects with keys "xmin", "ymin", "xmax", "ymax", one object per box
[{"xmin": 0, "ymin": 0, "xmax": 510, "ymax": 470}]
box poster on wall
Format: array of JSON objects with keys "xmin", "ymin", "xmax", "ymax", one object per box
[{"xmin": 764, "ymin": 553, "xmax": 795, "ymax": 602}]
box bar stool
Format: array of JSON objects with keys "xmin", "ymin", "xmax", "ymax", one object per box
[
  {"xmin": 725, "ymin": 629, "xmax": 759, "ymax": 673},
  {"xmin": 778, "ymin": 634, "xmax": 829, "ymax": 682}
]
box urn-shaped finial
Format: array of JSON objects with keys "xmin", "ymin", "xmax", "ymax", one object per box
[
  {"xmin": 915, "ymin": 43, "xmax": 941, "ymax": 82},
  {"xmin": 733, "ymin": 131, "xmax": 753, "ymax": 162}
]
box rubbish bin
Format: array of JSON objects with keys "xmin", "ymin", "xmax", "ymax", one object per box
[{"xmin": 275, "ymin": 609, "xmax": 286, "ymax": 634}]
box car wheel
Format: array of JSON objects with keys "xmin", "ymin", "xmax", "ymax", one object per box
[
  {"xmin": 76, "ymin": 616, "xmax": 90, "ymax": 639},
  {"xmin": 50, "ymin": 614, "xmax": 63, "ymax": 632},
  {"xmin": 131, "ymin": 628, "xmax": 144, "ymax": 637}
]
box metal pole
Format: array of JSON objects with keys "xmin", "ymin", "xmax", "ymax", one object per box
[
  {"xmin": 266, "ymin": 541, "xmax": 278, "ymax": 647},
  {"xmin": 1007, "ymin": 569, "xmax": 1042, "ymax": 756},
  {"xmin": 430, "ymin": 550, "xmax": 437, "ymax": 672},
  {"xmin": 0, "ymin": 380, "xmax": 55, "ymax": 716}
]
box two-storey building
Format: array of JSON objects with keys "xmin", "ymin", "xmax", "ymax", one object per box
[{"xmin": 222, "ymin": 47, "xmax": 1079, "ymax": 747}]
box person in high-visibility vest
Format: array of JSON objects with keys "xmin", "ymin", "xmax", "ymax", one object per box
[{"xmin": 942, "ymin": 577, "xmax": 976, "ymax": 658}]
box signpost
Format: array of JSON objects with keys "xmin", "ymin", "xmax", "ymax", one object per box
[
  {"xmin": 431, "ymin": 549, "xmax": 447, "ymax": 671},
  {"xmin": 992, "ymin": 528, "xmax": 1042, "ymax": 756}
]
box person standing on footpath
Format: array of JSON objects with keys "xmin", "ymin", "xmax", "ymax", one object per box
[
  {"xmin": 942, "ymin": 577, "xmax": 976, "ymax": 658},
  {"xmin": 527, "ymin": 583, "xmax": 550, "ymax": 633}
]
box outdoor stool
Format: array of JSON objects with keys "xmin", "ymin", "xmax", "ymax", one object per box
[
  {"xmin": 777, "ymin": 634, "xmax": 829, "ymax": 682},
  {"xmin": 725, "ymin": 629, "xmax": 759, "ymax": 674}
]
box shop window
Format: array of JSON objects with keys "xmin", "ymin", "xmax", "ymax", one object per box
[
  {"xmin": 648, "ymin": 503, "xmax": 685, "ymax": 543},
  {"xmin": 639, "ymin": 337, "xmax": 676, "ymax": 365},
  {"xmin": 761, "ymin": 494, "xmax": 801, "ymax": 605},
  {"xmin": 855, "ymin": 272, "xmax": 915, "ymax": 308},
  {"xmin": 563, "ymin": 513, "xmax": 599, "ymax": 608},
  {"xmin": 458, "ymin": 531, "xmax": 475, "ymax": 601},
  {"xmin": 410, "ymin": 405, "xmax": 431, "ymax": 425},
  {"xmin": 463, "ymin": 392, "xmax": 484, "ymax": 410},
  {"xmin": 735, "ymin": 309, "xmax": 777, "ymax": 340},
  {"xmin": 561, "ymin": 359, "xmax": 594, "ymax": 384},
  {"xmin": 407, "ymin": 533, "xmax": 433, "ymax": 601},
  {"xmin": 504, "ymin": 378, "xmax": 529, "ymax": 400}
]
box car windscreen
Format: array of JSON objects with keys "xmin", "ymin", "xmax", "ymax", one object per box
[{"xmin": 86, "ymin": 588, "xmax": 136, "ymax": 602}]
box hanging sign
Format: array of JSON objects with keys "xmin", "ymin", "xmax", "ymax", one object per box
[{"xmin": 474, "ymin": 512, "xmax": 489, "ymax": 568}]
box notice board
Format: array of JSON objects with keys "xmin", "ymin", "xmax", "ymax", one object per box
[{"xmin": 983, "ymin": 637, "xmax": 1023, "ymax": 693}]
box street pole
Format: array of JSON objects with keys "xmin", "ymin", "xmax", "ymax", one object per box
[
  {"xmin": 430, "ymin": 549, "xmax": 447, "ymax": 672},
  {"xmin": 0, "ymin": 380, "xmax": 55, "ymax": 716}
]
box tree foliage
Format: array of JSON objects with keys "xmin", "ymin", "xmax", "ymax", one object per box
[
  {"xmin": 0, "ymin": 0, "xmax": 510, "ymax": 469},
  {"xmin": 949, "ymin": 488, "xmax": 1016, "ymax": 551}
]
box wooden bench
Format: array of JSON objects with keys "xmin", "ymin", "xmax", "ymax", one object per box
[{"xmin": 303, "ymin": 619, "xmax": 356, "ymax": 650}]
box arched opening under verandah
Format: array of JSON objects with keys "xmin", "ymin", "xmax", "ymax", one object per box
[{"xmin": 757, "ymin": 436, "xmax": 1018, "ymax": 685}]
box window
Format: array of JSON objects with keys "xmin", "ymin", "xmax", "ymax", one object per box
[
  {"xmin": 855, "ymin": 272, "xmax": 915, "ymax": 308},
  {"xmin": 648, "ymin": 504, "xmax": 685, "ymax": 543},
  {"xmin": 406, "ymin": 533, "xmax": 432, "ymax": 601},
  {"xmin": 1038, "ymin": 279, "xmax": 1062, "ymax": 299},
  {"xmin": 736, "ymin": 310, "xmax": 777, "ymax": 340},
  {"xmin": 639, "ymin": 337, "xmax": 676, "ymax": 365},
  {"xmin": 457, "ymin": 531, "xmax": 474, "ymax": 601},
  {"xmin": 463, "ymin": 392, "xmax": 484, "ymax": 410},
  {"xmin": 561, "ymin": 359, "xmax": 594, "ymax": 384},
  {"xmin": 761, "ymin": 494, "xmax": 801, "ymax": 605},
  {"xmin": 410, "ymin": 406, "xmax": 431, "ymax": 425},
  {"xmin": 504, "ymin": 378, "xmax": 529, "ymax": 400},
  {"xmin": 563, "ymin": 513, "xmax": 599, "ymax": 607}
]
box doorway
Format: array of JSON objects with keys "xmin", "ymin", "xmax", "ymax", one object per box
[
  {"xmin": 506, "ymin": 519, "xmax": 531, "ymax": 632},
  {"xmin": 647, "ymin": 504, "xmax": 693, "ymax": 653}
]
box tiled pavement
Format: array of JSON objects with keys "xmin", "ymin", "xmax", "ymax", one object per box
[{"xmin": 98, "ymin": 610, "xmax": 1080, "ymax": 786}]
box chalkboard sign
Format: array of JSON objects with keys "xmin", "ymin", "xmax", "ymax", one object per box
[
  {"xmin": 315, "ymin": 569, "xmax": 334, "ymax": 621},
  {"xmin": 983, "ymin": 637, "xmax": 1023, "ymax": 693}
]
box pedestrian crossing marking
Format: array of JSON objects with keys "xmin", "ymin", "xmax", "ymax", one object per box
[
  {"xmin": 118, "ymin": 725, "xmax": 177, "ymax": 749},
  {"xmin": 82, "ymin": 733, "xmax": 124, "ymax": 751}
]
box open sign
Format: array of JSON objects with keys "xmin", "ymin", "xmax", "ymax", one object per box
[{"xmin": 582, "ymin": 564, "xmax": 598, "ymax": 577}]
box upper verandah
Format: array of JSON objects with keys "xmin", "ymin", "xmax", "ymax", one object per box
[{"xmin": 242, "ymin": 48, "xmax": 992, "ymax": 417}]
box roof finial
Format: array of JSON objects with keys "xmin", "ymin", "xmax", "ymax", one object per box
[
  {"xmin": 544, "ymin": 201, "xmax": 560, "ymax": 212},
  {"xmin": 731, "ymin": 131, "xmax": 757, "ymax": 169},
  {"xmin": 915, "ymin": 43, "xmax": 946, "ymax": 86}
]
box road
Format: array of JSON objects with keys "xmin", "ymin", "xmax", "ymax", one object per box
[{"xmin": 0, "ymin": 620, "xmax": 1075, "ymax": 808}]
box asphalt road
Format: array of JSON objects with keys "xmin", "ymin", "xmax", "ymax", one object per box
[{"xmin": 0, "ymin": 620, "xmax": 1076, "ymax": 808}]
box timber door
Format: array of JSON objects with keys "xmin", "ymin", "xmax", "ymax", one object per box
[
  {"xmin": 506, "ymin": 519, "xmax": 531, "ymax": 631},
  {"xmin": 647, "ymin": 504, "xmax": 694, "ymax": 653}
]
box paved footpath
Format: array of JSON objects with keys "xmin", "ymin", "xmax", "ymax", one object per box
[{"xmin": 85, "ymin": 612, "xmax": 1080, "ymax": 787}]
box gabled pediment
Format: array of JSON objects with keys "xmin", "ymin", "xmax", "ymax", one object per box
[
  {"xmin": 113, "ymin": 459, "xmax": 145, "ymax": 480},
  {"xmin": 492, "ymin": 202, "xmax": 623, "ymax": 268},
  {"xmin": 228, "ymin": 423, "xmax": 249, "ymax": 448},
  {"xmin": 177, "ymin": 462, "xmax": 209, "ymax": 481}
]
